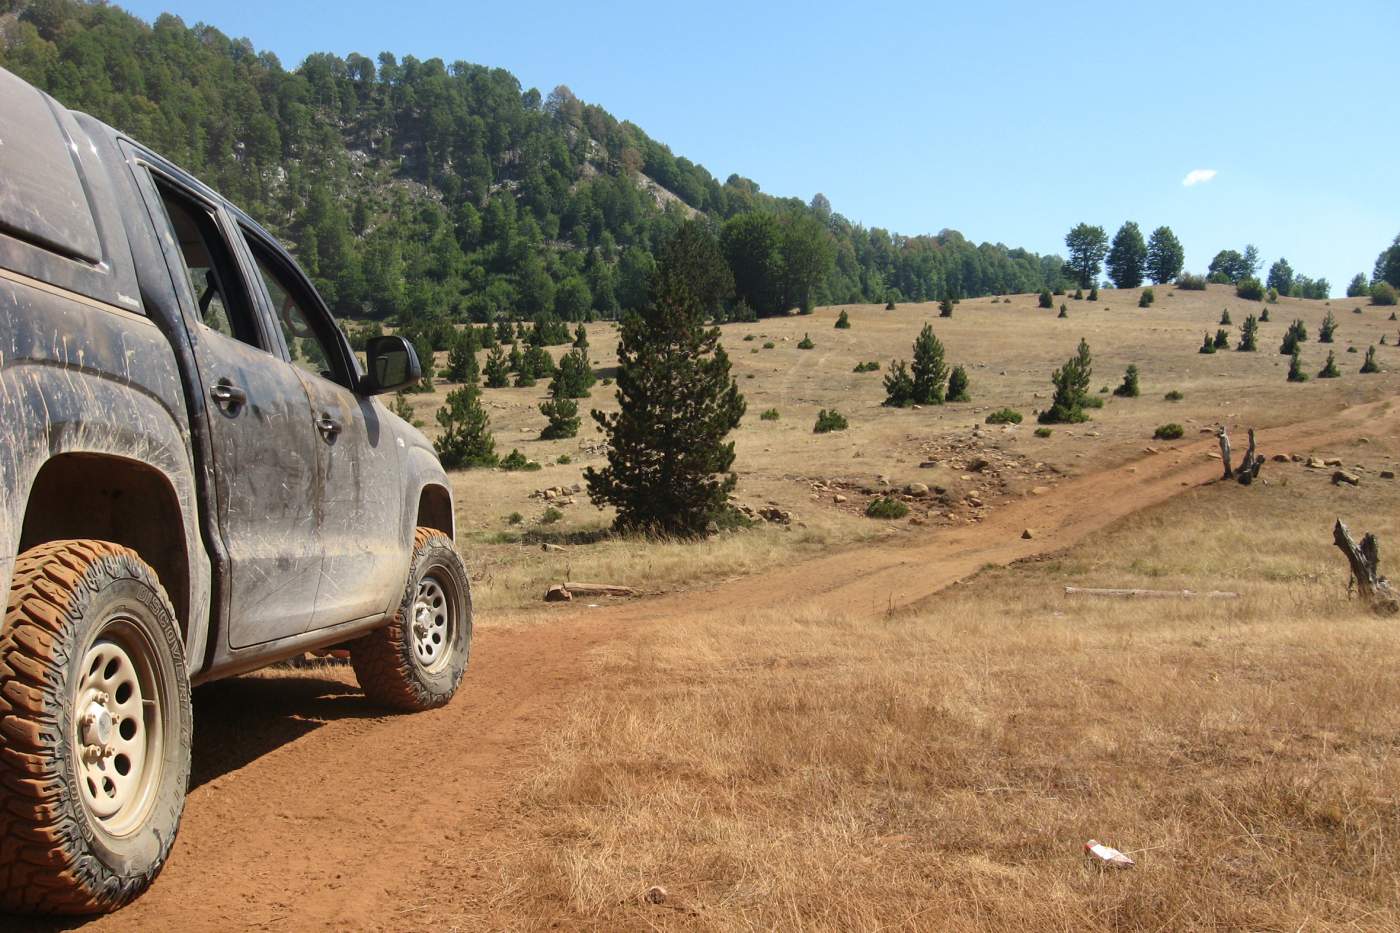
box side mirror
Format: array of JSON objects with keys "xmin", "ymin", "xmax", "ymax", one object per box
[{"xmin": 360, "ymin": 335, "xmax": 421, "ymax": 395}]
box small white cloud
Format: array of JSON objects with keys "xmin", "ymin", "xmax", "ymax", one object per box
[{"xmin": 1183, "ymin": 169, "xmax": 1218, "ymax": 187}]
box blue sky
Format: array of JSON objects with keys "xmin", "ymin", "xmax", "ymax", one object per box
[{"xmin": 123, "ymin": 0, "xmax": 1398, "ymax": 294}]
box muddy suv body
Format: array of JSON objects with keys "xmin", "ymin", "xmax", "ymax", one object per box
[{"xmin": 0, "ymin": 66, "xmax": 473, "ymax": 914}]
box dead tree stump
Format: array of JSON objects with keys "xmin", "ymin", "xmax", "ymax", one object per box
[
  {"xmin": 1236, "ymin": 428, "xmax": 1263, "ymax": 485},
  {"xmin": 1216, "ymin": 427, "xmax": 1233, "ymax": 480},
  {"xmin": 1333, "ymin": 519, "xmax": 1400, "ymax": 614}
]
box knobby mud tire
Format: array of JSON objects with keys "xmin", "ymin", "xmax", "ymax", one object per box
[
  {"xmin": 350, "ymin": 528, "xmax": 472, "ymax": 712},
  {"xmin": 0, "ymin": 540, "xmax": 191, "ymax": 915}
]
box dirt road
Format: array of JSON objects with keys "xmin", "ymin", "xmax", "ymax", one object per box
[{"xmin": 23, "ymin": 399, "xmax": 1391, "ymax": 932}]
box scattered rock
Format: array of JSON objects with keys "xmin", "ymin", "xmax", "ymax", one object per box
[
  {"xmin": 1271, "ymin": 454, "xmax": 1291, "ymax": 462},
  {"xmin": 644, "ymin": 886, "xmax": 668, "ymax": 905},
  {"xmin": 1307, "ymin": 457, "xmax": 1327, "ymax": 469},
  {"xmin": 1332, "ymin": 470, "xmax": 1361, "ymax": 487},
  {"xmin": 544, "ymin": 584, "xmax": 573, "ymax": 602},
  {"xmin": 757, "ymin": 507, "xmax": 793, "ymax": 525},
  {"xmin": 1324, "ymin": 457, "xmax": 1343, "ymax": 467},
  {"xmin": 541, "ymin": 543, "xmax": 565, "ymax": 553},
  {"xmin": 906, "ymin": 482, "xmax": 930, "ymax": 497},
  {"xmin": 1381, "ymin": 470, "xmax": 1396, "ymax": 480},
  {"xmin": 1030, "ymin": 486, "xmax": 1051, "ymax": 496},
  {"xmin": 1022, "ymin": 528, "xmax": 1034, "ymax": 539},
  {"xmin": 834, "ymin": 493, "xmax": 848, "ymax": 503},
  {"xmin": 918, "ymin": 460, "xmax": 938, "ymax": 469}
]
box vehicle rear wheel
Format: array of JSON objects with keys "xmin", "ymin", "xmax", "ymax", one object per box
[
  {"xmin": 350, "ymin": 528, "xmax": 471, "ymax": 711},
  {"xmin": 0, "ymin": 540, "xmax": 191, "ymax": 915}
]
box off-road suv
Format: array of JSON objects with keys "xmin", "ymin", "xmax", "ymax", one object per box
[{"xmin": 0, "ymin": 66, "xmax": 472, "ymax": 914}]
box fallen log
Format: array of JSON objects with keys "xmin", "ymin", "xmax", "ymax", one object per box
[
  {"xmin": 1333, "ymin": 519, "xmax": 1400, "ymax": 615},
  {"xmin": 561, "ymin": 581, "xmax": 637, "ymax": 597},
  {"xmin": 1063, "ymin": 586, "xmax": 1239, "ymax": 600}
]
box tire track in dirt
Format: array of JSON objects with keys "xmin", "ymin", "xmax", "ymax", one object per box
[{"xmin": 23, "ymin": 399, "xmax": 1391, "ymax": 932}]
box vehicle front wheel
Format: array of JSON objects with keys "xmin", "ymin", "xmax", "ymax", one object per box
[
  {"xmin": 0, "ymin": 540, "xmax": 191, "ymax": 915},
  {"xmin": 350, "ymin": 528, "xmax": 472, "ymax": 711}
]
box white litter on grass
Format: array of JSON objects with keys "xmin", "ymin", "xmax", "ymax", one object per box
[
  {"xmin": 1084, "ymin": 839, "xmax": 1135, "ymax": 868},
  {"xmin": 587, "ymin": 603, "xmax": 600, "ymax": 608}
]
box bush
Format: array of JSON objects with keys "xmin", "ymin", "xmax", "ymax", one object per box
[
  {"xmin": 834, "ymin": 310, "xmax": 851, "ymax": 329},
  {"xmin": 1087, "ymin": 285, "xmax": 1099, "ymax": 301},
  {"xmin": 985, "ymin": 408, "xmax": 1023, "ymax": 425},
  {"xmin": 1237, "ymin": 314, "xmax": 1259, "ymax": 352},
  {"xmin": 1214, "ymin": 328, "xmax": 1230, "ymax": 349},
  {"xmin": 1354, "ymin": 307, "xmax": 1364, "ymax": 314},
  {"xmin": 1372, "ymin": 282, "xmax": 1399, "ymax": 306},
  {"xmin": 1114, "ymin": 364, "xmax": 1140, "ymax": 397},
  {"xmin": 1287, "ymin": 347, "xmax": 1308, "ymax": 382},
  {"xmin": 763, "ymin": 341, "xmax": 776, "ymax": 349},
  {"xmin": 1317, "ymin": 350, "xmax": 1341, "ymax": 379},
  {"xmin": 1260, "ymin": 307, "xmax": 1271, "ymax": 322},
  {"xmin": 743, "ymin": 333, "xmax": 756, "ymax": 341},
  {"xmin": 1164, "ymin": 389, "xmax": 1184, "ymax": 401},
  {"xmin": 939, "ymin": 297, "xmax": 954, "ymax": 318},
  {"xmin": 557, "ymin": 454, "xmax": 572, "ymax": 465},
  {"xmin": 434, "ymin": 387, "xmax": 497, "ymax": 469},
  {"xmin": 1220, "ymin": 309, "xmax": 1232, "ymax": 325},
  {"xmin": 1038, "ymin": 338, "xmax": 1093, "ymax": 425},
  {"xmin": 1267, "ymin": 286, "xmax": 1280, "ymax": 303},
  {"xmin": 865, "ymin": 497, "xmax": 909, "ymax": 520},
  {"xmin": 797, "ymin": 333, "xmax": 815, "ymax": 350},
  {"xmin": 500, "ymin": 448, "xmax": 542, "ymax": 471},
  {"xmin": 760, "ymin": 408, "xmax": 780, "ymax": 421},
  {"xmin": 1236, "ymin": 277, "xmax": 1265, "ymax": 301},
  {"xmin": 814, "ymin": 409, "xmax": 848, "ymax": 433},
  {"xmin": 1318, "ymin": 310, "xmax": 1337, "ymax": 343},
  {"xmin": 540, "ymin": 506, "xmax": 563, "ymax": 524},
  {"xmin": 946, "ymin": 365, "xmax": 971, "ymax": 402},
  {"xmin": 853, "ymin": 361, "xmax": 880, "ymax": 373},
  {"xmin": 1176, "ymin": 273, "xmax": 1207, "ymax": 290},
  {"xmin": 1361, "ymin": 345, "xmax": 1381, "ymax": 373},
  {"xmin": 389, "ymin": 391, "xmax": 422, "ymax": 427},
  {"xmin": 1038, "ymin": 289, "xmax": 1054, "ymax": 309},
  {"xmin": 883, "ymin": 360, "xmax": 915, "ymax": 406},
  {"xmin": 1153, "ymin": 423, "xmax": 1184, "ymax": 440},
  {"xmin": 1280, "ymin": 318, "xmax": 1308, "ymax": 355},
  {"xmin": 1034, "ymin": 427, "xmax": 1052, "ymax": 438},
  {"xmin": 539, "ymin": 397, "xmax": 580, "ymax": 439},
  {"xmin": 1199, "ymin": 332, "xmax": 1216, "ymax": 354},
  {"xmin": 1082, "ymin": 394, "xmax": 1104, "ymax": 409},
  {"xmin": 885, "ymin": 299, "xmax": 897, "ymax": 310},
  {"xmin": 508, "ymin": 511, "xmax": 524, "ymax": 525},
  {"xmin": 1073, "ymin": 288, "xmax": 1084, "ymax": 300},
  {"xmin": 1058, "ymin": 304, "xmax": 1068, "ymax": 318},
  {"xmin": 1138, "ymin": 288, "xmax": 1155, "ymax": 308}
]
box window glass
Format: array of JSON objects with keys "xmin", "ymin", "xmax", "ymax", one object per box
[
  {"xmin": 151, "ymin": 179, "xmax": 262, "ymax": 348},
  {"xmin": 246, "ymin": 237, "xmax": 344, "ymax": 383}
]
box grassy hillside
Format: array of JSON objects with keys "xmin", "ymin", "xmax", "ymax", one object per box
[{"xmin": 0, "ymin": 0, "xmax": 1069, "ymax": 332}]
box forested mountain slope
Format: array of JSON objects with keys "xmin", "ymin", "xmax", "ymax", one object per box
[{"xmin": 0, "ymin": 0, "xmax": 1070, "ymax": 329}]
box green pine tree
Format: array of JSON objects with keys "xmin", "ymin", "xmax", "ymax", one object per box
[
  {"xmin": 1113, "ymin": 364, "xmax": 1140, "ymax": 397},
  {"xmin": 882, "ymin": 360, "xmax": 915, "ymax": 407},
  {"xmin": 1237, "ymin": 314, "xmax": 1259, "ymax": 351},
  {"xmin": 1287, "ymin": 347, "xmax": 1308, "ymax": 382},
  {"xmin": 1039, "ymin": 338, "xmax": 1093, "ymax": 424},
  {"xmin": 946, "ymin": 365, "xmax": 971, "ymax": 402},
  {"xmin": 539, "ymin": 397, "xmax": 580, "ymax": 439},
  {"xmin": 483, "ymin": 346, "xmax": 510, "ymax": 387},
  {"xmin": 910, "ymin": 323, "xmax": 948, "ymax": 404},
  {"xmin": 1318, "ymin": 350, "xmax": 1341, "ymax": 378},
  {"xmin": 549, "ymin": 347, "xmax": 596, "ymax": 398},
  {"xmin": 434, "ymin": 387, "xmax": 498, "ymax": 468},
  {"xmin": 584, "ymin": 232, "xmax": 746, "ymax": 536},
  {"xmin": 1360, "ymin": 345, "xmax": 1381, "ymax": 373}
]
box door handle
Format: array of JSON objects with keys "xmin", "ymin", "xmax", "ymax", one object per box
[
  {"xmin": 316, "ymin": 415, "xmax": 342, "ymax": 439},
  {"xmin": 210, "ymin": 381, "xmax": 247, "ymax": 408}
]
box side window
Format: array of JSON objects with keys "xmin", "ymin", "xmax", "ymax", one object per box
[
  {"xmin": 244, "ymin": 234, "xmax": 348, "ymax": 385},
  {"xmin": 150, "ymin": 179, "xmax": 263, "ymax": 349}
]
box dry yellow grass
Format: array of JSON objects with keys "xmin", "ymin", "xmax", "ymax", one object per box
[
  {"xmin": 395, "ymin": 284, "xmax": 1400, "ymax": 614},
  {"xmin": 430, "ymin": 440, "xmax": 1400, "ymax": 929}
]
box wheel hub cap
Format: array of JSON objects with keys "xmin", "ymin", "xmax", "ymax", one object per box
[
  {"xmin": 410, "ymin": 575, "xmax": 453, "ymax": 672},
  {"xmin": 74, "ymin": 631, "xmax": 161, "ymax": 833}
]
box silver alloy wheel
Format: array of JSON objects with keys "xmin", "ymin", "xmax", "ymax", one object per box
[
  {"xmin": 410, "ymin": 574, "xmax": 453, "ymax": 673},
  {"xmin": 73, "ymin": 618, "xmax": 164, "ymax": 838}
]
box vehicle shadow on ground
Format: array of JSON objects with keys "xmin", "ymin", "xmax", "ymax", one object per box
[
  {"xmin": 187, "ymin": 669, "xmax": 382, "ymax": 790},
  {"xmin": 3, "ymin": 670, "xmax": 384, "ymax": 931}
]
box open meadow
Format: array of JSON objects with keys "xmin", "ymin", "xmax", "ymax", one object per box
[{"xmin": 396, "ymin": 284, "xmax": 1400, "ymax": 615}]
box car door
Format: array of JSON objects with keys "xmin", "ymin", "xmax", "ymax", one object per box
[
  {"xmin": 238, "ymin": 227, "xmax": 408, "ymax": 629},
  {"xmin": 138, "ymin": 168, "xmax": 325, "ymax": 648}
]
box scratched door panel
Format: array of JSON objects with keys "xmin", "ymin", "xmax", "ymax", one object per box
[
  {"xmin": 200, "ymin": 331, "xmax": 325, "ymax": 646},
  {"xmin": 296, "ymin": 371, "xmax": 406, "ymax": 628}
]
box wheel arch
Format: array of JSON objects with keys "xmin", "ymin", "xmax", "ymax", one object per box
[
  {"xmin": 415, "ymin": 482, "xmax": 454, "ymax": 540},
  {"xmin": 18, "ymin": 453, "xmax": 194, "ymax": 645}
]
